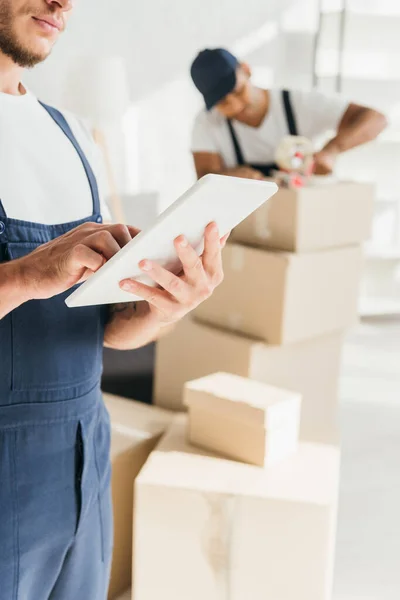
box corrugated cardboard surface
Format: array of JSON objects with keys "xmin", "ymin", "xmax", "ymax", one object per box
[
  {"xmin": 154, "ymin": 319, "xmax": 343, "ymax": 444},
  {"xmin": 103, "ymin": 395, "xmax": 172, "ymax": 600},
  {"xmin": 188, "ymin": 404, "xmax": 300, "ymax": 467},
  {"xmin": 230, "ymin": 181, "xmax": 374, "ymax": 252},
  {"xmin": 188, "ymin": 405, "xmax": 269, "ymax": 465},
  {"xmin": 154, "ymin": 319, "xmax": 253, "ymax": 411},
  {"xmin": 194, "ymin": 243, "xmax": 362, "ymax": 345},
  {"xmin": 134, "ymin": 416, "xmax": 340, "ymax": 600},
  {"xmin": 104, "ymin": 393, "xmax": 171, "ymax": 441},
  {"xmin": 184, "ymin": 373, "xmax": 301, "ymax": 465},
  {"xmin": 249, "ymin": 327, "xmax": 343, "ymax": 445},
  {"xmin": 184, "ymin": 372, "xmax": 301, "ymax": 428}
]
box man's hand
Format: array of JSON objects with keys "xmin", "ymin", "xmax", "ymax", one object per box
[
  {"xmin": 313, "ymin": 143, "xmax": 340, "ymax": 176},
  {"xmin": 119, "ymin": 223, "xmax": 228, "ymax": 327},
  {"xmin": 193, "ymin": 151, "xmax": 266, "ymax": 181},
  {"xmin": 313, "ymin": 104, "xmax": 387, "ymax": 176},
  {"xmin": 227, "ymin": 166, "xmax": 266, "ymax": 180},
  {"xmin": 13, "ymin": 222, "xmax": 139, "ymax": 302}
]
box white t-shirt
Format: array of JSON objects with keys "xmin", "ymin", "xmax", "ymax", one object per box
[
  {"xmin": 191, "ymin": 88, "xmax": 349, "ymax": 167},
  {"xmin": 0, "ymin": 88, "xmax": 110, "ymax": 225}
]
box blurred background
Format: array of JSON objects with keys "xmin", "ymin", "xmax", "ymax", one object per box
[{"xmin": 24, "ymin": 1, "xmax": 400, "ymax": 599}]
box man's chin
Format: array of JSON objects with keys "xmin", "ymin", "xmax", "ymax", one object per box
[
  {"xmin": 13, "ymin": 43, "xmax": 51, "ymax": 68},
  {"xmin": 15, "ymin": 53, "xmax": 48, "ymax": 68}
]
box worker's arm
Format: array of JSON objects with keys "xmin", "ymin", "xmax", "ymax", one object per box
[
  {"xmin": 0, "ymin": 261, "xmax": 31, "ymax": 319},
  {"xmin": 0, "ymin": 222, "xmax": 139, "ymax": 320},
  {"xmin": 103, "ymin": 302, "xmax": 172, "ymax": 350},
  {"xmin": 314, "ymin": 103, "xmax": 388, "ymax": 175},
  {"xmin": 0, "ymin": 220, "xmax": 225, "ymax": 352},
  {"xmin": 193, "ymin": 151, "xmax": 266, "ymax": 180},
  {"xmin": 104, "ymin": 224, "xmax": 227, "ymax": 351}
]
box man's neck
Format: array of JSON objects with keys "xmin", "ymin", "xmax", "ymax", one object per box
[
  {"xmin": 0, "ymin": 53, "xmax": 24, "ymax": 95},
  {"xmin": 234, "ymin": 88, "xmax": 269, "ymax": 128}
]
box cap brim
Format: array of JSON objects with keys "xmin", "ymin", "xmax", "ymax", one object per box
[{"xmin": 205, "ymin": 70, "xmax": 237, "ymax": 111}]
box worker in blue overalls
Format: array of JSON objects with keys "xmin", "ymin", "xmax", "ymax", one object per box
[
  {"xmin": 190, "ymin": 48, "xmax": 387, "ymax": 180},
  {"xmin": 0, "ymin": 2, "xmax": 226, "ymax": 599}
]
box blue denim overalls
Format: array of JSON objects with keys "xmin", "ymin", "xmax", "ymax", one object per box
[{"xmin": 0, "ymin": 104, "xmax": 113, "ymax": 599}]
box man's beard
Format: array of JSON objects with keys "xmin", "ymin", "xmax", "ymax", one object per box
[{"xmin": 0, "ymin": 2, "xmax": 49, "ymax": 68}]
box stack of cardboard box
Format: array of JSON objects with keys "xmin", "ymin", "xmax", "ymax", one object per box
[
  {"xmin": 153, "ymin": 181, "xmax": 374, "ymax": 443},
  {"xmin": 134, "ymin": 406, "xmax": 340, "ymax": 600},
  {"xmin": 107, "ymin": 374, "xmax": 340, "ymax": 600},
  {"xmin": 105, "ymin": 373, "xmax": 338, "ymax": 600},
  {"xmin": 107, "ymin": 181, "xmax": 374, "ymax": 599}
]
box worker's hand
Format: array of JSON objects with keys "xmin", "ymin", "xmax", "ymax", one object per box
[
  {"xmin": 229, "ymin": 166, "xmax": 266, "ymax": 180},
  {"xmin": 313, "ymin": 144, "xmax": 340, "ymax": 175},
  {"xmin": 119, "ymin": 223, "xmax": 228, "ymax": 326},
  {"xmin": 12, "ymin": 222, "xmax": 139, "ymax": 302}
]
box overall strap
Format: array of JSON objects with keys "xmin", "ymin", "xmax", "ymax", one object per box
[
  {"xmin": 39, "ymin": 102, "xmax": 101, "ymax": 216},
  {"xmin": 282, "ymin": 90, "xmax": 298, "ymax": 136},
  {"xmin": 227, "ymin": 119, "xmax": 246, "ymax": 166},
  {"xmin": 0, "ymin": 197, "xmax": 6, "ymax": 218}
]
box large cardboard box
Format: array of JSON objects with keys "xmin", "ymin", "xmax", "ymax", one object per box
[
  {"xmin": 103, "ymin": 394, "xmax": 172, "ymax": 600},
  {"xmin": 194, "ymin": 243, "xmax": 362, "ymax": 345},
  {"xmin": 134, "ymin": 416, "xmax": 340, "ymax": 600},
  {"xmin": 154, "ymin": 319, "xmax": 343, "ymax": 444},
  {"xmin": 184, "ymin": 373, "xmax": 301, "ymax": 466},
  {"xmin": 230, "ymin": 181, "xmax": 374, "ymax": 252}
]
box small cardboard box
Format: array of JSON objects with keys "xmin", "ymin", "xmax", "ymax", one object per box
[
  {"xmin": 194, "ymin": 243, "xmax": 362, "ymax": 345},
  {"xmin": 230, "ymin": 181, "xmax": 374, "ymax": 252},
  {"xmin": 184, "ymin": 373, "xmax": 301, "ymax": 466},
  {"xmin": 154, "ymin": 318, "xmax": 342, "ymax": 444},
  {"xmin": 134, "ymin": 416, "xmax": 340, "ymax": 600},
  {"xmin": 103, "ymin": 394, "xmax": 172, "ymax": 600}
]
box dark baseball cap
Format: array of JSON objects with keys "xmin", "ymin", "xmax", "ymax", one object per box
[{"xmin": 190, "ymin": 48, "xmax": 239, "ymax": 110}]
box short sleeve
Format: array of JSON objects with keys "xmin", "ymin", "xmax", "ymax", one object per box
[
  {"xmin": 191, "ymin": 111, "xmax": 219, "ymax": 154},
  {"xmin": 64, "ymin": 112, "xmax": 112, "ymax": 222},
  {"xmin": 290, "ymin": 89, "xmax": 349, "ymax": 140}
]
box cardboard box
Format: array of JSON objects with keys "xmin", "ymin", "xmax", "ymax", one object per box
[
  {"xmin": 134, "ymin": 416, "xmax": 340, "ymax": 600},
  {"xmin": 184, "ymin": 373, "xmax": 301, "ymax": 466},
  {"xmin": 194, "ymin": 243, "xmax": 362, "ymax": 345},
  {"xmin": 154, "ymin": 319, "xmax": 342, "ymax": 444},
  {"xmin": 103, "ymin": 394, "xmax": 172, "ymax": 600},
  {"xmin": 230, "ymin": 181, "xmax": 374, "ymax": 252}
]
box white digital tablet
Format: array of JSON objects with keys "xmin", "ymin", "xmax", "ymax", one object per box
[{"xmin": 66, "ymin": 174, "xmax": 278, "ymax": 308}]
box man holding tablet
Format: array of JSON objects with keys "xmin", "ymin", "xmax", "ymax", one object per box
[
  {"xmin": 0, "ymin": 2, "xmax": 226, "ymax": 599},
  {"xmin": 190, "ymin": 48, "xmax": 387, "ymax": 180}
]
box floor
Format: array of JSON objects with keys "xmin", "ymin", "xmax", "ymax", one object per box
[{"xmin": 334, "ymin": 319, "xmax": 400, "ymax": 600}]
